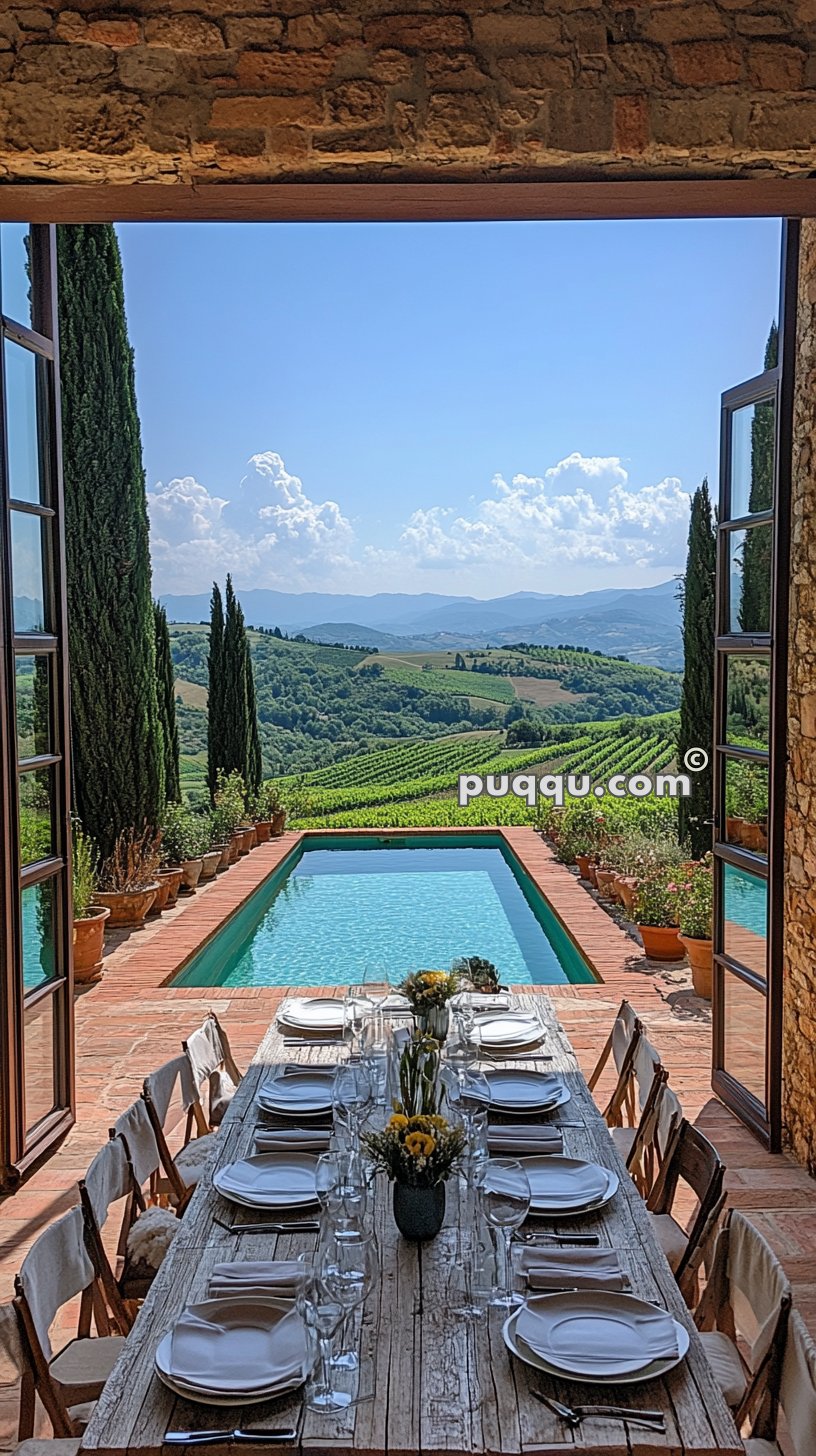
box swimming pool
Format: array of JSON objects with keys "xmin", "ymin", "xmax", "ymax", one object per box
[{"xmin": 171, "ymin": 833, "xmax": 597, "ymax": 989}]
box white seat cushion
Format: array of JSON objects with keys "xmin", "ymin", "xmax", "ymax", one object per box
[
  {"xmin": 175, "ymin": 1131, "xmax": 216, "ymax": 1184},
  {"xmin": 50, "ymin": 1335, "xmax": 125, "ymax": 1389},
  {"xmin": 15, "ymin": 1442, "xmax": 82, "ymax": 1456},
  {"xmin": 698, "ymin": 1330, "xmax": 748, "ymax": 1407},
  {"xmin": 744, "ymin": 1441, "xmax": 781, "ymax": 1456},
  {"xmin": 610, "ymin": 1126, "xmax": 637, "ymax": 1160},
  {"xmin": 647, "ymin": 1211, "xmax": 688, "ymax": 1271}
]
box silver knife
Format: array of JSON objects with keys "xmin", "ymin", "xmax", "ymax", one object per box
[
  {"xmin": 164, "ymin": 1429, "xmax": 297, "ymax": 1445},
  {"xmin": 227, "ymin": 1221, "xmax": 320, "ymax": 1234}
]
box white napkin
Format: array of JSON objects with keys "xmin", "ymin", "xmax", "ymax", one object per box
[
  {"xmin": 519, "ymin": 1301, "xmax": 678, "ymax": 1365},
  {"xmin": 208, "ymin": 1260, "xmax": 309, "ymax": 1300},
  {"xmin": 254, "ymin": 1128, "xmax": 331, "ymax": 1153},
  {"xmin": 487, "ymin": 1124, "xmax": 563, "ymax": 1155},
  {"xmin": 518, "ymin": 1248, "xmax": 628, "ymax": 1292},
  {"xmin": 452, "ymin": 992, "xmax": 511, "ymax": 1010},
  {"xmin": 168, "ymin": 1301, "xmax": 304, "ymax": 1391}
]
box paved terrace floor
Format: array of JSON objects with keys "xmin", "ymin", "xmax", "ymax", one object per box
[{"xmin": 0, "ymin": 827, "xmax": 813, "ymax": 1450}]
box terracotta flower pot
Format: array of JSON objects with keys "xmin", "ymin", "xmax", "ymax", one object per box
[
  {"xmin": 742, "ymin": 823, "xmax": 764, "ymax": 852},
  {"xmin": 245, "ymin": 825, "xmax": 257, "ymax": 850},
  {"xmin": 147, "ymin": 876, "xmax": 172, "ymax": 916},
  {"xmin": 596, "ymin": 868, "xmax": 616, "ymax": 898},
  {"xmin": 157, "ymin": 866, "xmax": 183, "ymax": 907},
  {"xmin": 679, "ymin": 934, "xmax": 713, "ymax": 999},
  {"xmin": 271, "ymin": 811, "xmax": 287, "ymax": 836},
  {"xmin": 179, "ymin": 858, "xmax": 203, "ymax": 893},
  {"xmin": 227, "ymin": 834, "xmax": 241, "ymax": 865},
  {"xmin": 199, "ymin": 849, "xmax": 221, "ymax": 881},
  {"xmin": 618, "ymin": 877, "xmax": 639, "ymax": 916},
  {"xmin": 72, "ymin": 905, "xmax": 109, "ymax": 984},
  {"xmin": 587, "ymin": 863, "xmax": 599, "ymax": 888},
  {"xmin": 637, "ymin": 923, "xmax": 685, "ymax": 962},
  {"xmin": 576, "ymin": 853, "xmax": 592, "ymax": 880},
  {"xmin": 213, "ymin": 843, "xmax": 230, "ymax": 872},
  {"xmin": 236, "ymin": 827, "xmax": 253, "ymax": 857},
  {"xmin": 725, "ymin": 816, "xmax": 741, "ymax": 844},
  {"xmin": 254, "ymin": 819, "xmax": 272, "ymax": 844},
  {"xmin": 95, "ymin": 885, "xmax": 158, "ymax": 928}
]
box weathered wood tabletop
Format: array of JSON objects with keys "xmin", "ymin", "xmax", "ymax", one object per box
[{"xmin": 80, "ymin": 995, "xmax": 742, "ymax": 1456}]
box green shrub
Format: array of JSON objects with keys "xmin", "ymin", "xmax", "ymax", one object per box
[
  {"xmin": 162, "ymin": 803, "xmax": 210, "ymax": 863},
  {"xmin": 72, "ymin": 825, "xmax": 99, "ymax": 919}
]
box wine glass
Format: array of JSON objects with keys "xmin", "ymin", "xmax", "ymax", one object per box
[
  {"xmin": 344, "ymin": 988, "xmax": 374, "ymax": 1057},
  {"xmin": 315, "ymin": 1150, "xmax": 367, "ymax": 1228},
  {"xmin": 361, "ymin": 1019, "xmax": 389, "ymax": 1107},
  {"xmin": 333, "ymin": 1063, "xmax": 373, "ymax": 1145},
  {"xmin": 317, "ymin": 1230, "xmax": 379, "ymax": 1372},
  {"xmin": 480, "ymin": 1157, "xmax": 531, "ymax": 1308},
  {"xmin": 455, "ymin": 991, "xmax": 477, "ymax": 1047},
  {"xmin": 297, "ymin": 1273, "xmax": 350, "ymax": 1411}
]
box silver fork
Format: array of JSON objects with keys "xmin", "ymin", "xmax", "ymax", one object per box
[{"xmin": 532, "ymin": 1389, "xmax": 665, "ymax": 1431}]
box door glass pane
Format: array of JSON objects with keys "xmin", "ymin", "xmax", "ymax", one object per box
[
  {"xmin": 730, "ymin": 395, "xmax": 775, "ymax": 519},
  {"xmin": 15, "ymin": 654, "xmax": 52, "ymax": 759},
  {"xmin": 0, "ymin": 223, "xmax": 33, "ymax": 328},
  {"xmin": 726, "ymin": 525, "xmax": 772, "ymax": 634},
  {"xmin": 23, "ymin": 989, "xmax": 57, "ymax": 1136},
  {"xmin": 721, "ymin": 970, "xmax": 766, "ymax": 1108},
  {"xmin": 724, "ymin": 758, "xmax": 768, "ymax": 858},
  {"xmin": 725, "ymin": 655, "xmax": 770, "ymax": 747},
  {"xmin": 19, "ymin": 767, "xmax": 56, "ymax": 866},
  {"xmin": 4, "ymin": 340, "xmax": 47, "ymax": 504},
  {"xmin": 10, "ymin": 507, "xmax": 48, "ymax": 632},
  {"xmin": 723, "ymin": 861, "xmax": 767, "ymax": 980},
  {"xmin": 21, "ymin": 876, "xmax": 57, "ymax": 992}
]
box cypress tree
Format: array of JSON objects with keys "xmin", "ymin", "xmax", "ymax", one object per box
[
  {"xmin": 677, "ymin": 479, "xmax": 716, "ymax": 858},
  {"xmin": 207, "ymin": 582, "xmax": 225, "ymax": 801},
  {"xmin": 154, "ymin": 603, "xmax": 180, "ymax": 803},
  {"xmin": 58, "ymin": 225, "xmax": 164, "ymax": 858},
  {"xmin": 739, "ymin": 323, "xmax": 777, "ymax": 633},
  {"xmin": 244, "ymin": 630, "xmax": 263, "ymax": 796}
]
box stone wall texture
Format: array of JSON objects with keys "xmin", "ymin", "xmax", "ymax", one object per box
[
  {"xmin": 785, "ymin": 216, "xmax": 816, "ymax": 1175},
  {"xmin": 0, "ymin": 1, "xmax": 815, "ymax": 183}
]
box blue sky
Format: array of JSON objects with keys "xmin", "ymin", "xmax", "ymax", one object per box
[{"xmin": 118, "ymin": 218, "xmax": 781, "ymax": 599}]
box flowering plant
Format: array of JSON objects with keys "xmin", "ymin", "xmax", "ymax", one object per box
[
  {"xmin": 399, "ymin": 968, "xmax": 459, "ymax": 1009},
  {"xmin": 362, "ymin": 1112, "xmax": 466, "ymax": 1188},
  {"xmin": 676, "ymin": 857, "xmax": 713, "ymax": 940},
  {"xmin": 633, "ymin": 870, "xmax": 680, "ymax": 928}
]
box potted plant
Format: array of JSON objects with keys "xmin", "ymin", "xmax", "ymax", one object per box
[
  {"xmin": 161, "ymin": 804, "xmax": 208, "ymax": 893},
  {"xmin": 208, "ymin": 805, "xmax": 233, "ymax": 871},
  {"xmin": 213, "ymin": 770, "xmax": 248, "ymax": 862},
  {"xmin": 363, "ymin": 1034, "xmax": 465, "ymax": 1241},
  {"xmin": 197, "ymin": 812, "xmax": 223, "ymax": 881},
  {"xmin": 633, "ymin": 871, "xmax": 684, "ymax": 962},
  {"xmin": 248, "ymin": 786, "xmax": 274, "ymax": 844},
  {"xmin": 451, "ymin": 955, "xmax": 506, "ymax": 993},
  {"xmin": 399, "ymin": 968, "xmax": 459, "ymax": 1042},
  {"xmin": 95, "ymin": 827, "xmax": 161, "ymax": 928},
  {"xmin": 677, "ymin": 858, "xmax": 714, "ymax": 998},
  {"xmin": 71, "ymin": 825, "xmax": 109, "ymax": 984}
]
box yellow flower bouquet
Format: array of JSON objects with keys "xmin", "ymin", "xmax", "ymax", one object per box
[
  {"xmin": 399, "ymin": 968, "xmax": 459, "ymax": 1010},
  {"xmin": 362, "ymin": 1111, "xmax": 466, "ymax": 1189}
]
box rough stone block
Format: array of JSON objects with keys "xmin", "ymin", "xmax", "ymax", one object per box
[
  {"xmin": 210, "ymin": 94, "xmax": 322, "ymax": 129},
  {"xmin": 364, "ymin": 14, "xmax": 471, "ymax": 50},
  {"xmin": 118, "ymin": 44, "xmax": 180, "ymax": 93},
  {"xmin": 86, "ymin": 19, "xmax": 141, "ymax": 48},
  {"xmin": 425, "ymin": 88, "xmax": 496, "ymax": 146},
  {"xmin": 472, "ymin": 14, "xmax": 562, "ymax": 48},
  {"xmin": 670, "ymin": 39, "xmax": 744, "ymax": 84},
  {"xmin": 14, "ymin": 41, "xmax": 116, "ymax": 84},
  {"xmin": 547, "ymin": 88, "xmax": 612, "ymax": 150},
  {"xmin": 495, "ymin": 53, "xmax": 574, "ymax": 90},
  {"xmin": 614, "ymin": 92, "xmax": 649, "ymax": 152},
  {"xmin": 235, "ymin": 51, "xmax": 335, "ymax": 91},
  {"xmin": 748, "ymin": 96, "xmax": 816, "ymax": 145},
  {"xmin": 223, "ymin": 18, "xmax": 284, "ymax": 49},
  {"xmin": 325, "ymin": 79, "xmax": 388, "ymax": 126},
  {"xmin": 644, "ymin": 5, "xmax": 730, "ymax": 42},
  {"xmin": 747, "ymin": 42, "xmax": 806, "ymax": 89},
  {"xmin": 144, "ymin": 15, "xmax": 225, "ymax": 52},
  {"xmin": 652, "ymin": 95, "xmax": 735, "ymax": 144}
]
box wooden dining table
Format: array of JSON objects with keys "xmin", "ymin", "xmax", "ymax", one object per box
[{"xmin": 80, "ymin": 994, "xmax": 743, "ymax": 1456}]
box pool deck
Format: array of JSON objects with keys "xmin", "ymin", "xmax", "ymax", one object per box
[{"xmin": 0, "ymin": 826, "xmax": 813, "ymax": 1449}]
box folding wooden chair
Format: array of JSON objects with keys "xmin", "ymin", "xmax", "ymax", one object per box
[
  {"xmin": 79, "ymin": 1133, "xmax": 178, "ymax": 1330},
  {"xmin": 695, "ymin": 1211, "xmax": 791, "ymax": 1439},
  {"xmin": 141, "ymin": 1055, "xmax": 216, "ymax": 1212},
  {"xmin": 646, "ymin": 1116, "xmax": 726, "ymax": 1302},
  {"xmin": 183, "ymin": 1010, "xmax": 243, "ymax": 1129},
  {"xmin": 587, "ymin": 999, "xmax": 644, "ymax": 1128},
  {"xmin": 743, "ymin": 1308, "xmax": 816, "ymax": 1454},
  {"xmin": 609, "ymin": 1030, "xmax": 663, "ymax": 1155},
  {"xmin": 13, "ymin": 1208, "xmax": 125, "ymax": 1439}
]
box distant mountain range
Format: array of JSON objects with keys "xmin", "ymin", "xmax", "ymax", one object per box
[{"xmin": 160, "ymin": 580, "xmax": 683, "ymax": 670}]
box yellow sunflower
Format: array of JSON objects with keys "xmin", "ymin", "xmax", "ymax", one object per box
[
  {"xmin": 405, "ymin": 1131, "xmax": 436, "ymax": 1159},
  {"xmin": 388, "ymin": 1113, "xmax": 409, "ymax": 1131}
]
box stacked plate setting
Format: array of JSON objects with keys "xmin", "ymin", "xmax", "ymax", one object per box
[
  {"xmin": 471, "ymin": 1009, "xmax": 545, "ymax": 1053},
  {"xmin": 484, "ymin": 1068, "xmax": 571, "ymax": 1115},
  {"xmin": 256, "ymin": 1068, "xmax": 335, "ymax": 1121},
  {"xmin": 155, "ymin": 1296, "xmax": 310, "ymax": 1406},
  {"xmin": 213, "ymin": 1152, "xmax": 319, "ymax": 1210},
  {"xmin": 276, "ymin": 998, "xmax": 345, "ymax": 1037},
  {"xmin": 503, "ymin": 1291, "xmax": 689, "ymax": 1385},
  {"xmin": 519, "ymin": 1155, "xmax": 619, "ymax": 1218}
]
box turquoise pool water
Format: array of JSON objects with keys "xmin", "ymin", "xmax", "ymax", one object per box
[{"xmin": 172, "ymin": 834, "xmax": 596, "ymax": 989}]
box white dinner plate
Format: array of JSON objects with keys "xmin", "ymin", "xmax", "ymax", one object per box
[
  {"xmin": 256, "ymin": 1069, "xmax": 335, "ymax": 1116},
  {"xmin": 472, "ymin": 1013, "xmax": 544, "ymax": 1049},
  {"xmin": 503, "ymin": 1299, "xmax": 689, "ymax": 1386},
  {"xmin": 154, "ymin": 1357, "xmax": 307, "ymax": 1407},
  {"xmin": 277, "ymin": 998, "xmax": 344, "ymax": 1032},
  {"xmin": 485, "ymin": 1069, "xmax": 570, "ymax": 1114},
  {"xmin": 213, "ymin": 1152, "xmax": 319, "ymax": 1209},
  {"xmin": 156, "ymin": 1296, "xmax": 309, "ymax": 1396},
  {"xmin": 521, "ymin": 1156, "xmax": 619, "ymax": 1217}
]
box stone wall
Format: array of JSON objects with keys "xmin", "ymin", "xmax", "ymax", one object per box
[
  {"xmin": 0, "ymin": 1, "xmax": 815, "ymax": 184},
  {"xmin": 784, "ymin": 217, "xmax": 816, "ymax": 1175}
]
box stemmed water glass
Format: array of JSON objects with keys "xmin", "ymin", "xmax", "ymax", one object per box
[
  {"xmin": 315, "ymin": 1150, "xmax": 368, "ymax": 1229},
  {"xmin": 344, "ymin": 988, "xmax": 374, "ymax": 1058},
  {"xmin": 317, "ymin": 1229, "xmax": 379, "ymax": 1372},
  {"xmin": 480, "ymin": 1157, "xmax": 531, "ymax": 1308},
  {"xmin": 333, "ymin": 1063, "xmax": 373, "ymax": 1146},
  {"xmin": 297, "ymin": 1273, "xmax": 350, "ymax": 1412}
]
